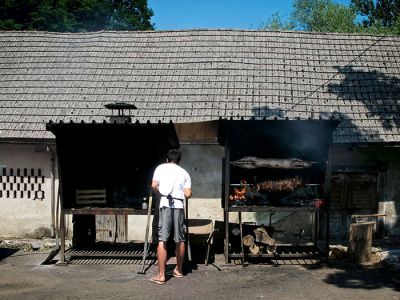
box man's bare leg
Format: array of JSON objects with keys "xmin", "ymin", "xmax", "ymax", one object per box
[
  {"xmin": 156, "ymin": 241, "xmax": 167, "ymax": 281},
  {"xmin": 174, "ymin": 241, "xmax": 185, "ymax": 276}
]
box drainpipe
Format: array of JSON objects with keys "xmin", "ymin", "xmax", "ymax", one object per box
[{"xmin": 49, "ymin": 146, "xmax": 56, "ymax": 237}]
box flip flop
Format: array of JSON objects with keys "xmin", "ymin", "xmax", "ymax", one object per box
[
  {"xmin": 149, "ymin": 275, "xmax": 166, "ymax": 285},
  {"xmin": 173, "ymin": 271, "xmax": 184, "ymax": 278}
]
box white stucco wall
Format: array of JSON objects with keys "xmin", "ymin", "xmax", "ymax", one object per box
[
  {"xmin": 0, "ymin": 143, "xmax": 56, "ymax": 238},
  {"xmin": 382, "ymin": 162, "xmax": 400, "ymax": 235}
]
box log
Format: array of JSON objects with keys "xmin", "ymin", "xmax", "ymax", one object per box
[
  {"xmin": 347, "ymin": 222, "xmax": 374, "ymax": 263},
  {"xmin": 243, "ymin": 235, "xmax": 255, "ymax": 247},
  {"xmin": 249, "ymin": 244, "xmax": 260, "ymax": 255},
  {"xmin": 231, "ymin": 157, "xmax": 313, "ymax": 169},
  {"xmin": 253, "ymin": 227, "xmax": 275, "ymax": 246},
  {"xmin": 265, "ymin": 245, "xmax": 277, "ymax": 254}
]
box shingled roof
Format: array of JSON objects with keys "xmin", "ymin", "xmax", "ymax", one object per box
[{"xmin": 0, "ymin": 30, "xmax": 399, "ymax": 143}]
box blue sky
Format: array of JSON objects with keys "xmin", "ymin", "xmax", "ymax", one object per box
[{"xmin": 148, "ymin": 0, "xmax": 352, "ymax": 30}]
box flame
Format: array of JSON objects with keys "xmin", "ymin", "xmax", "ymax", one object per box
[{"xmin": 229, "ymin": 179, "xmax": 247, "ymax": 201}]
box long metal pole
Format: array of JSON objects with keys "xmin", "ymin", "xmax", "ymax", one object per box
[
  {"xmin": 185, "ymin": 197, "xmax": 192, "ymax": 262},
  {"xmin": 140, "ymin": 195, "xmax": 153, "ymax": 274}
]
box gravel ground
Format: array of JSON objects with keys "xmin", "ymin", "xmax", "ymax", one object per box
[{"xmin": 0, "ymin": 242, "xmax": 399, "ymax": 300}]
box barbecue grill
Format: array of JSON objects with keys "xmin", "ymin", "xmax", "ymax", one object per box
[
  {"xmin": 46, "ymin": 120, "xmax": 179, "ymax": 264},
  {"xmin": 218, "ymin": 119, "xmax": 339, "ymax": 263}
]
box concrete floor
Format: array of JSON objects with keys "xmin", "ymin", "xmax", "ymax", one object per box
[{"xmin": 0, "ymin": 248, "xmax": 399, "ymax": 300}]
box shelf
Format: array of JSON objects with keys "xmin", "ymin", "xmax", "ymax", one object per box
[
  {"xmin": 229, "ymin": 245, "xmax": 323, "ymax": 259},
  {"xmin": 229, "ymin": 252, "xmax": 321, "ymax": 259},
  {"xmin": 228, "ymin": 206, "xmax": 319, "ymax": 212},
  {"xmin": 64, "ymin": 207, "xmax": 152, "ymax": 215}
]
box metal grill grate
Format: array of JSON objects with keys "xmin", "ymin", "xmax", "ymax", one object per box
[
  {"xmin": 273, "ymin": 245, "xmax": 323, "ymax": 258},
  {"xmin": 229, "ymin": 245, "xmax": 324, "ymax": 264},
  {"xmin": 68, "ymin": 258, "xmax": 152, "ymax": 265},
  {"xmin": 65, "ymin": 242, "xmax": 157, "ymax": 265}
]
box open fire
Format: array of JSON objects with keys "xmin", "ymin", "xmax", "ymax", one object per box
[{"xmin": 229, "ymin": 157, "xmax": 321, "ymax": 207}]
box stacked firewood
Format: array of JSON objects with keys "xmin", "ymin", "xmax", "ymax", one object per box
[{"xmin": 242, "ymin": 226, "xmax": 276, "ymax": 255}]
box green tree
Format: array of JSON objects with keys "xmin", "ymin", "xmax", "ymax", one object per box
[
  {"xmin": 0, "ymin": 0, "xmax": 154, "ymax": 31},
  {"xmin": 260, "ymin": 12, "xmax": 295, "ymax": 31},
  {"xmin": 351, "ymin": 0, "xmax": 400, "ymax": 33},
  {"xmin": 260, "ymin": 0, "xmax": 357, "ymax": 33},
  {"xmin": 260, "ymin": 0, "xmax": 399, "ymax": 34},
  {"xmin": 291, "ymin": 0, "xmax": 357, "ymax": 32}
]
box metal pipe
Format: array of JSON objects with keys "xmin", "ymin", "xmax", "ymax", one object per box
[
  {"xmin": 55, "ymin": 190, "xmax": 59, "ymax": 249},
  {"xmin": 49, "ymin": 147, "xmax": 56, "ymax": 237}
]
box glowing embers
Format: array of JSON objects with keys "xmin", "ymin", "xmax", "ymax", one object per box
[
  {"xmin": 229, "ymin": 179, "xmax": 269, "ymax": 206},
  {"xmin": 229, "ymin": 176, "xmax": 320, "ymax": 207}
]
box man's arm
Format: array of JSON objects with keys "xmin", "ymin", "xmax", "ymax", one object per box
[
  {"xmin": 184, "ymin": 188, "xmax": 192, "ymax": 199},
  {"xmin": 151, "ymin": 180, "xmax": 159, "ymax": 193}
]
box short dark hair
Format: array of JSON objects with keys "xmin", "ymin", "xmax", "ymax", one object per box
[{"xmin": 167, "ymin": 149, "xmax": 181, "ymax": 164}]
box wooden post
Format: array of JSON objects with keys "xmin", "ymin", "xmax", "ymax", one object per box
[
  {"xmin": 224, "ymin": 130, "xmax": 231, "ymax": 264},
  {"xmin": 324, "ymin": 147, "xmax": 332, "ymax": 252},
  {"xmin": 58, "ymin": 172, "xmax": 67, "ymax": 265},
  {"xmin": 238, "ymin": 211, "xmax": 244, "ymax": 264},
  {"xmin": 59, "ymin": 206, "xmax": 66, "ymax": 264},
  {"xmin": 55, "ymin": 139, "xmax": 67, "ymax": 265},
  {"xmin": 347, "ymin": 222, "xmax": 375, "ymax": 263}
]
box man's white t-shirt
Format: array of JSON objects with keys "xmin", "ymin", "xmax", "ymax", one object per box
[{"xmin": 152, "ymin": 163, "xmax": 191, "ymax": 209}]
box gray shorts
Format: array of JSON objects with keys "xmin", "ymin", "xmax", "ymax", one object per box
[{"xmin": 158, "ymin": 207, "xmax": 186, "ymax": 242}]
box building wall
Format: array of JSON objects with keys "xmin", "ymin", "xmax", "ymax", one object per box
[
  {"xmin": 381, "ymin": 162, "xmax": 400, "ymax": 235},
  {"xmin": 0, "ymin": 143, "xmax": 57, "ymax": 238},
  {"xmin": 1, "ymin": 141, "xmax": 399, "ymax": 241},
  {"xmin": 127, "ymin": 143, "xmax": 226, "ymax": 241},
  {"xmin": 329, "ymin": 144, "xmax": 400, "ymax": 238}
]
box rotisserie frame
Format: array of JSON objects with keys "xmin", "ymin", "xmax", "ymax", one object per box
[{"xmin": 218, "ymin": 119, "xmax": 339, "ymax": 264}]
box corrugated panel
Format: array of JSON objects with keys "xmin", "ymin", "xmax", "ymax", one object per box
[
  {"xmin": 330, "ymin": 174, "xmax": 346, "ymax": 210},
  {"xmin": 350, "ymin": 174, "xmax": 377, "ymax": 209},
  {"xmin": 329, "ymin": 210, "xmax": 349, "ymax": 240},
  {"xmin": 331, "ymin": 172, "xmax": 377, "ymax": 210}
]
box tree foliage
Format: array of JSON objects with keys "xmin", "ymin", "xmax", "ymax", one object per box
[
  {"xmin": 351, "ymin": 0, "xmax": 400, "ymax": 33},
  {"xmin": 260, "ymin": 0, "xmax": 399, "ymax": 34},
  {"xmin": 292, "ymin": 0, "xmax": 357, "ymax": 32},
  {"xmin": 260, "ymin": 0, "xmax": 357, "ymax": 33},
  {"xmin": 260, "ymin": 12, "xmax": 295, "ymax": 31},
  {"xmin": 0, "ymin": 0, "xmax": 154, "ymax": 31}
]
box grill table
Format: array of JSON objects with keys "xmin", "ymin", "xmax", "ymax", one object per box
[
  {"xmin": 59, "ymin": 207, "xmax": 154, "ymax": 264},
  {"xmin": 46, "ymin": 120, "xmax": 179, "ymax": 267}
]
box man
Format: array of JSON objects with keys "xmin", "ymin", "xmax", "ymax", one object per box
[{"xmin": 150, "ymin": 149, "xmax": 192, "ymax": 285}]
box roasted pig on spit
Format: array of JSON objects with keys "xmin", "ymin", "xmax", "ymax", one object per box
[
  {"xmin": 231, "ymin": 157, "xmax": 313, "ymax": 169},
  {"xmin": 257, "ymin": 176, "xmax": 303, "ymax": 192}
]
